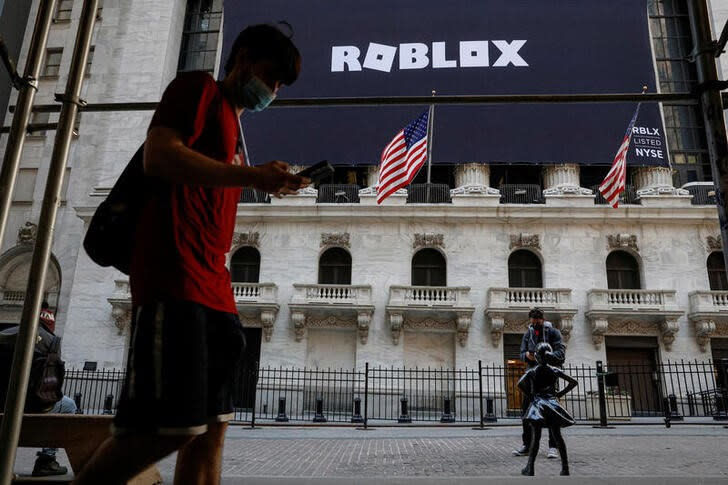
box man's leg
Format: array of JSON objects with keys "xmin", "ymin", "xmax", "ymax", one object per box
[
  {"xmin": 174, "ymin": 421, "xmax": 228, "ymax": 485},
  {"xmin": 33, "ymin": 395, "xmax": 79, "ymax": 476},
  {"xmin": 73, "ymin": 433, "xmax": 192, "ymax": 485}
]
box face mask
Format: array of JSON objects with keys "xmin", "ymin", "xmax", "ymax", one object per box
[{"xmin": 237, "ymin": 75, "xmax": 276, "ymax": 112}]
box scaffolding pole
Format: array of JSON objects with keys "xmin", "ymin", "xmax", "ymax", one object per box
[
  {"xmin": 687, "ymin": 0, "xmax": 728, "ymax": 277},
  {"xmin": 0, "ymin": 0, "xmax": 98, "ymax": 482},
  {"xmin": 0, "ymin": 0, "xmax": 56, "ymax": 257}
]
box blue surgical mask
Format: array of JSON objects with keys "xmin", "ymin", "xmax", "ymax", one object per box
[{"xmin": 237, "ymin": 75, "xmax": 276, "ymax": 112}]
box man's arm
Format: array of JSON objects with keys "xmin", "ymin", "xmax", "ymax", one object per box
[
  {"xmin": 520, "ymin": 329, "xmax": 532, "ymax": 363},
  {"xmin": 144, "ymin": 126, "xmax": 307, "ymax": 193},
  {"xmin": 548, "ymin": 327, "xmax": 566, "ymax": 365}
]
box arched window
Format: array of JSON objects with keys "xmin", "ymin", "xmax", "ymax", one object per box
[
  {"xmin": 411, "ymin": 249, "xmax": 446, "ymax": 286},
  {"xmin": 606, "ymin": 251, "xmax": 640, "ymax": 289},
  {"xmin": 230, "ymin": 246, "xmax": 260, "ymax": 283},
  {"xmin": 508, "ymin": 250, "xmax": 542, "ymax": 288},
  {"xmin": 707, "ymin": 252, "xmax": 728, "ymax": 291},
  {"xmin": 318, "ymin": 248, "xmax": 352, "ymax": 285}
]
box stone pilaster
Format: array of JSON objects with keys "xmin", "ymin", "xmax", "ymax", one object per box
[
  {"xmin": 451, "ymin": 163, "xmax": 500, "ymax": 195},
  {"xmin": 542, "ymin": 164, "xmax": 592, "ymax": 196},
  {"xmin": 634, "ymin": 167, "xmax": 690, "ymax": 197}
]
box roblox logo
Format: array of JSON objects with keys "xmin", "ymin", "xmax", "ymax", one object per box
[{"xmin": 331, "ymin": 40, "xmax": 528, "ymax": 72}]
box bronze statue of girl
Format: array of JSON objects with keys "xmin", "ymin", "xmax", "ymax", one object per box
[{"xmin": 517, "ymin": 342, "xmax": 578, "ymax": 476}]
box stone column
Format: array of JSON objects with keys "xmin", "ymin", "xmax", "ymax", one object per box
[
  {"xmin": 633, "ymin": 166, "xmax": 688, "ymax": 196},
  {"xmin": 451, "ymin": 163, "xmax": 500, "ymax": 195},
  {"xmin": 542, "ymin": 164, "xmax": 592, "ymax": 196},
  {"xmin": 366, "ymin": 166, "xmax": 379, "ymax": 187}
]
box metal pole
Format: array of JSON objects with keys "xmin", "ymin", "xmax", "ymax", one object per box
[
  {"xmin": 478, "ymin": 360, "xmax": 484, "ymax": 429},
  {"xmin": 687, "ymin": 0, "xmax": 728, "ymax": 274},
  {"xmin": 426, "ymin": 91, "xmax": 435, "ymax": 185},
  {"xmin": 0, "ymin": 0, "xmax": 57, "ymax": 254},
  {"xmin": 0, "ymin": 0, "xmax": 97, "ymax": 482}
]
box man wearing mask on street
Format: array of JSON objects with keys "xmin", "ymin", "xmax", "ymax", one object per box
[
  {"xmin": 512, "ymin": 308, "xmax": 566, "ymax": 460},
  {"xmin": 74, "ymin": 24, "xmax": 309, "ymax": 485}
]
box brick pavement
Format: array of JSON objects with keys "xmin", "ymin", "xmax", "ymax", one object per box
[{"xmin": 12, "ymin": 424, "xmax": 728, "ymax": 483}]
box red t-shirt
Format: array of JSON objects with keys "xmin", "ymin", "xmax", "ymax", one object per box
[{"xmin": 130, "ymin": 72, "xmax": 242, "ymax": 313}]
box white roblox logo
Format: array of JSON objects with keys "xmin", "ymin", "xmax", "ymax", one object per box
[{"xmin": 331, "ymin": 40, "xmax": 528, "ymax": 72}]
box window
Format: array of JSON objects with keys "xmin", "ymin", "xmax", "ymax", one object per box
[
  {"xmin": 411, "ymin": 248, "xmax": 446, "ymax": 286},
  {"xmin": 177, "ymin": 0, "xmax": 223, "ymax": 74},
  {"xmin": 318, "ymin": 248, "xmax": 352, "ymax": 285},
  {"xmin": 508, "ymin": 250, "xmax": 542, "ymax": 288},
  {"xmin": 648, "ymin": 0, "xmax": 710, "ymax": 184},
  {"xmin": 707, "ymin": 252, "xmax": 728, "ymax": 291},
  {"xmin": 42, "ymin": 48, "xmax": 63, "ymax": 78},
  {"xmin": 54, "ymin": 0, "xmax": 73, "ymax": 22},
  {"xmin": 606, "ymin": 251, "xmax": 641, "ymax": 289},
  {"xmin": 30, "ymin": 111, "xmax": 50, "ymax": 137},
  {"xmin": 85, "ymin": 46, "xmax": 94, "ymax": 76},
  {"xmin": 230, "ymin": 246, "xmax": 260, "ymax": 283},
  {"xmin": 13, "ymin": 169, "xmax": 37, "ymax": 203}
]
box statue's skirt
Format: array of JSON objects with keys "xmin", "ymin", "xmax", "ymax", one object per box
[{"xmin": 524, "ymin": 394, "xmax": 575, "ymax": 428}]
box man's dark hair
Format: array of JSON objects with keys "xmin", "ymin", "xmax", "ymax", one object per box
[
  {"xmin": 224, "ymin": 24, "xmax": 301, "ymax": 85},
  {"xmin": 528, "ymin": 308, "xmax": 544, "ymax": 319}
]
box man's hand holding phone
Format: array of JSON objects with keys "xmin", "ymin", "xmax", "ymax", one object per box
[{"xmin": 252, "ymin": 161, "xmax": 310, "ymax": 197}]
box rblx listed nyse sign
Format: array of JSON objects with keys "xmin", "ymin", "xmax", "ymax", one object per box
[{"xmin": 222, "ymin": 0, "xmax": 668, "ymax": 167}]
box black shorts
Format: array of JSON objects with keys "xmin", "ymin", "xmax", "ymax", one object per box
[{"xmin": 113, "ymin": 300, "xmax": 245, "ymax": 436}]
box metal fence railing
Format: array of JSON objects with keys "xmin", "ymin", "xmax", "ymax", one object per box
[
  {"xmin": 682, "ymin": 182, "xmax": 716, "ymax": 205},
  {"xmin": 62, "ymin": 359, "xmax": 728, "ymax": 426},
  {"xmin": 592, "ymin": 184, "xmax": 640, "ymax": 205},
  {"xmin": 406, "ymin": 183, "xmax": 452, "ymax": 203},
  {"xmin": 316, "ymin": 184, "xmax": 361, "ymax": 203},
  {"xmin": 240, "ymin": 187, "xmax": 271, "ymax": 203},
  {"xmin": 499, "ymin": 184, "xmax": 545, "ymax": 204}
]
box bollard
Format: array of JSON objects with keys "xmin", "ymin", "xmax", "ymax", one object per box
[
  {"xmin": 592, "ymin": 361, "xmax": 613, "ymax": 428},
  {"xmin": 663, "ymin": 397, "xmax": 672, "ymax": 428},
  {"xmin": 275, "ymin": 396, "xmax": 289, "ymax": 422},
  {"xmin": 73, "ymin": 392, "xmax": 83, "ymax": 414},
  {"xmin": 440, "ymin": 397, "xmax": 455, "ymax": 423},
  {"xmin": 313, "ymin": 396, "xmax": 327, "ymax": 423},
  {"xmin": 102, "ymin": 394, "xmax": 114, "ymax": 415},
  {"xmin": 484, "ymin": 397, "xmax": 497, "ymax": 422},
  {"xmin": 351, "ymin": 397, "xmax": 364, "ymax": 423},
  {"xmin": 668, "ymin": 394, "xmax": 683, "ymax": 421},
  {"xmin": 398, "ymin": 396, "xmax": 412, "ymax": 423}
]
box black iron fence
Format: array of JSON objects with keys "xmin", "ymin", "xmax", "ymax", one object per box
[{"xmin": 62, "ymin": 359, "xmax": 728, "ymax": 426}]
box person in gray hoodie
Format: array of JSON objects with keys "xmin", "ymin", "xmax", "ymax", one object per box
[{"xmin": 512, "ymin": 308, "xmax": 566, "ymax": 459}]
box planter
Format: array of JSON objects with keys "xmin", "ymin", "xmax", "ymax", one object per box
[{"xmin": 586, "ymin": 393, "xmax": 632, "ymax": 421}]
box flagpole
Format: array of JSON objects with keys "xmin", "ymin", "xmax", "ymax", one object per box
[{"xmin": 426, "ymin": 90, "xmax": 436, "ymax": 184}]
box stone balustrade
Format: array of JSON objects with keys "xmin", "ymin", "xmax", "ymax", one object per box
[
  {"xmin": 291, "ymin": 284, "xmax": 372, "ymax": 306},
  {"xmin": 688, "ymin": 290, "xmax": 728, "ymax": 352},
  {"xmin": 388, "ymin": 285, "xmax": 471, "ymax": 308},
  {"xmin": 485, "ymin": 287, "xmax": 577, "ymax": 345},
  {"xmin": 585, "ymin": 289, "xmax": 683, "ymax": 351},
  {"xmin": 0, "ymin": 290, "xmax": 59, "ymax": 307},
  {"xmin": 233, "ymin": 282, "xmax": 278, "ymax": 303}
]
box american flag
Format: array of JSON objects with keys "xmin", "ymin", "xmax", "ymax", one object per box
[
  {"xmin": 377, "ymin": 110, "xmax": 430, "ymax": 204},
  {"xmin": 599, "ymin": 104, "xmax": 642, "ymax": 208}
]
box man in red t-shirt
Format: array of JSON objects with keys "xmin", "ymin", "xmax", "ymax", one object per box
[{"xmin": 75, "ymin": 25, "xmax": 308, "ymax": 485}]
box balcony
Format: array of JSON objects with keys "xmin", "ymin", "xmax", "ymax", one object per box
[
  {"xmin": 316, "ymin": 184, "xmax": 361, "ymax": 203},
  {"xmin": 484, "ymin": 288, "xmax": 577, "ymax": 345},
  {"xmin": 585, "ymin": 289, "xmax": 683, "ymax": 350},
  {"xmin": 688, "ymin": 291, "xmax": 728, "ymax": 352},
  {"xmin": 406, "ymin": 183, "xmax": 452, "ymax": 204},
  {"xmin": 233, "ymin": 283, "xmax": 279, "ymax": 342},
  {"xmin": 289, "ymin": 284, "xmax": 374, "ymax": 344},
  {"xmin": 499, "ymin": 184, "xmax": 545, "ymax": 204},
  {"xmin": 385, "ymin": 285, "xmax": 474, "ymax": 346}
]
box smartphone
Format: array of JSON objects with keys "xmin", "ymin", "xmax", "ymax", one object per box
[{"xmin": 296, "ymin": 160, "xmax": 334, "ymax": 183}]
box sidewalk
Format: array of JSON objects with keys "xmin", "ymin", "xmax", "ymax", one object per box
[{"xmin": 13, "ymin": 424, "xmax": 728, "ymax": 484}]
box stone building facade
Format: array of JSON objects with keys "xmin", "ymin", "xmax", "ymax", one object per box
[{"xmin": 1, "ymin": 0, "xmax": 728, "ymax": 376}]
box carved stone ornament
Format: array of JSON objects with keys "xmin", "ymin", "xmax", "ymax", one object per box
[
  {"xmin": 456, "ymin": 312, "xmax": 472, "ymax": 347},
  {"xmin": 504, "ymin": 319, "xmax": 529, "ymax": 334},
  {"xmin": 307, "ymin": 315, "xmax": 357, "ymax": 328},
  {"xmin": 321, "ymin": 232, "xmax": 350, "ymax": 249},
  {"xmin": 714, "ymin": 322, "xmax": 728, "ymax": 337},
  {"xmin": 359, "ymin": 186, "xmax": 407, "ymax": 197},
  {"xmin": 509, "ymin": 234, "xmax": 541, "ymax": 251},
  {"xmin": 590, "ymin": 318, "xmax": 609, "ymax": 350},
  {"xmin": 261, "ymin": 310, "xmax": 276, "ymax": 342},
  {"xmin": 488, "ymin": 313, "xmax": 505, "ymax": 347},
  {"xmin": 659, "ymin": 318, "xmax": 680, "ymax": 351},
  {"xmin": 404, "ymin": 316, "xmax": 454, "ymax": 330},
  {"xmin": 413, "ymin": 233, "xmax": 444, "ymax": 250},
  {"xmin": 707, "ymin": 235, "xmax": 723, "ymax": 251},
  {"xmin": 232, "ymin": 231, "xmax": 259, "ymax": 249},
  {"xmin": 111, "ymin": 307, "xmax": 131, "ymax": 335},
  {"xmin": 606, "ymin": 320, "xmax": 657, "ymax": 336},
  {"xmin": 450, "ymin": 185, "xmax": 501, "ymax": 196},
  {"xmin": 694, "ymin": 319, "xmax": 716, "ymax": 352},
  {"xmin": 607, "ymin": 234, "xmax": 638, "ymax": 251},
  {"xmin": 557, "ymin": 318, "xmax": 573, "ymax": 343},
  {"xmin": 238, "ymin": 314, "xmax": 262, "ymax": 328},
  {"xmin": 357, "ymin": 311, "xmax": 372, "ymax": 345},
  {"xmin": 389, "ymin": 312, "xmax": 404, "ymax": 345},
  {"xmin": 17, "ymin": 222, "xmax": 37, "ymax": 245},
  {"xmin": 291, "ymin": 310, "xmax": 306, "ymax": 342}
]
